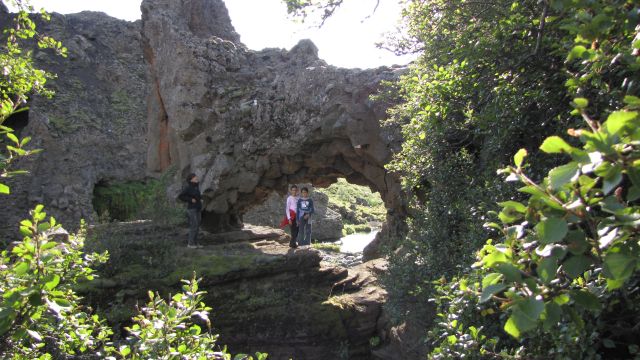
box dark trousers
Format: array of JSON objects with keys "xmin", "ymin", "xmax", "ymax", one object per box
[
  {"xmin": 187, "ymin": 208, "xmax": 201, "ymax": 246},
  {"xmin": 297, "ymin": 215, "xmax": 312, "ymax": 245},
  {"xmin": 290, "ymin": 216, "xmax": 299, "ymax": 247}
]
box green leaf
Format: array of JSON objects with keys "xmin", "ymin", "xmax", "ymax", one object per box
[
  {"xmin": 603, "ymin": 251, "xmax": 636, "ymax": 284},
  {"xmin": 119, "ymin": 345, "xmax": 131, "ymax": 356},
  {"xmin": 0, "ymin": 183, "xmax": 9, "ymax": 195},
  {"xmin": 562, "ymin": 255, "xmax": 592, "ymax": 279},
  {"xmin": 567, "ymin": 45, "xmax": 587, "ymax": 61},
  {"xmin": 627, "ymin": 186, "xmax": 640, "ymax": 202},
  {"xmin": 566, "ymin": 230, "xmax": 589, "ymax": 255},
  {"xmin": 537, "ymin": 258, "xmax": 558, "ymax": 284},
  {"xmin": 45, "ymin": 275, "xmax": 60, "ymax": 291},
  {"xmin": 603, "ymin": 111, "xmax": 638, "ymax": 136},
  {"xmin": 520, "ymin": 297, "xmax": 545, "ymax": 322},
  {"xmin": 482, "ymin": 273, "xmax": 503, "ymax": 288},
  {"xmin": 623, "ymin": 95, "xmax": 640, "ymax": 106},
  {"xmin": 543, "ymin": 301, "xmax": 561, "ymax": 330},
  {"xmin": 571, "ymin": 290, "xmax": 600, "ymax": 311},
  {"xmin": 504, "ymin": 298, "xmax": 544, "ymax": 338},
  {"xmin": 482, "ymin": 249, "xmax": 509, "ymax": 267},
  {"xmin": 548, "ymin": 162, "xmax": 579, "ymax": 190},
  {"xmin": 514, "ymin": 148, "xmax": 527, "ymax": 168},
  {"xmin": 602, "ymin": 165, "xmax": 622, "ymax": 195},
  {"xmin": 6, "ymin": 132, "xmax": 19, "ymax": 145},
  {"xmin": 535, "ymin": 217, "xmax": 568, "ymax": 244},
  {"xmin": 496, "ymin": 263, "xmax": 523, "ymax": 283},
  {"xmin": 571, "ymin": 98, "xmax": 589, "ymax": 109},
  {"xmin": 498, "ymin": 201, "xmax": 527, "ymax": 213},
  {"xmin": 540, "ymin": 136, "xmax": 575, "ymax": 154},
  {"xmin": 14, "ymin": 262, "xmax": 30, "ymax": 275}
]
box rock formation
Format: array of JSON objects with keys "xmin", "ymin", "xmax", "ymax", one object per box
[
  {"xmin": 141, "ymin": 0, "xmax": 408, "ymax": 252},
  {"xmin": 0, "ymin": 12, "xmax": 148, "ymax": 238},
  {"xmin": 0, "ymin": 0, "xmax": 423, "ymax": 357},
  {"xmin": 1, "ymin": 0, "xmax": 408, "ymax": 256},
  {"xmin": 84, "ymin": 221, "xmax": 389, "ymax": 359}
]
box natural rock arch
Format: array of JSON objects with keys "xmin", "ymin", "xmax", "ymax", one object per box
[{"xmin": 141, "ymin": 0, "xmax": 408, "ymax": 255}]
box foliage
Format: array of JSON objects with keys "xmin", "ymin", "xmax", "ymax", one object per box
[
  {"xmin": 0, "ymin": 4, "xmax": 266, "ymax": 359},
  {"xmin": 0, "ymin": 206, "xmax": 112, "ymax": 359},
  {"xmin": 379, "ymin": 0, "xmax": 574, "ymax": 327},
  {"xmin": 0, "ymin": 0, "xmax": 65, "ymax": 195},
  {"xmin": 0, "ymin": 207, "xmax": 269, "ymax": 359},
  {"xmin": 93, "ymin": 167, "xmax": 185, "ymax": 225},
  {"xmin": 342, "ymin": 223, "xmax": 372, "ymax": 236},
  {"xmin": 113, "ymin": 275, "xmax": 267, "ymax": 360},
  {"xmin": 285, "ymin": 0, "xmax": 640, "ymax": 357},
  {"xmin": 424, "ymin": 0, "xmax": 640, "ymax": 358},
  {"xmin": 318, "ymin": 178, "xmax": 386, "ymax": 226}
]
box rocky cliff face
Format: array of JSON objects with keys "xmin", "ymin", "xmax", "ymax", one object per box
[
  {"xmin": 0, "ymin": 12, "xmax": 147, "ymax": 237},
  {"xmin": 1, "ymin": 0, "xmax": 407, "ymax": 254},
  {"xmin": 141, "ymin": 0, "xmax": 407, "ymax": 249}
]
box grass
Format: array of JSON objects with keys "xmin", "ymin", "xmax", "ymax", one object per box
[
  {"xmin": 342, "ymin": 224, "xmax": 372, "ymax": 236},
  {"xmin": 317, "ymin": 178, "xmax": 386, "ymax": 225},
  {"xmin": 312, "ymin": 242, "xmax": 341, "ymax": 252}
]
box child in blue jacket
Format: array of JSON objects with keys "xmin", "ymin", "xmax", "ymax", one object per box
[{"xmin": 296, "ymin": 187, "xmax": 315, "ymax": 247}]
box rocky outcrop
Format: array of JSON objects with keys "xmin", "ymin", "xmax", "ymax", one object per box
[
  {"xmin": 1, "ymin": 0, "xmax": 408, "ymax": 253},
  {"xmin": 83, "ymin": 221, "xmax": 389, "ymax": 359},
  {"xmin": 141, "ymin": 0, "xmax": 408, "ymax": 249},
  {"xmin": 0, "ymin": 12, "xmax": 147, "ymax": 238},
  {"xmin": 244, "ymin": 185, "xmax": 343, "ymax": 241}
]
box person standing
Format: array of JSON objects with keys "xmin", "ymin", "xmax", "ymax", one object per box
[
  {"xmin": 178, "ymin": 173, "xmax": 203, "ymax": 249},
  {"xmin": 285, "ymin": 185, "xmax": 299, "ymax": 248},
  {"xmin": 296, "ymin": 187, "xmax": 315, "ymax": 247}
]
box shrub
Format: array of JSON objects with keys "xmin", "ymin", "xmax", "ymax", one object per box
[
  {"xmin": 113, "ymin": 275, "xmax": 267, "ymax": 360},
  {"xmin": 0, "ymin": 206, "xmax": 112, "ymax": 358},
  {"xmin": 93, "ymin": 167, "xmax": 185, "ymax": 225},
  {"xmin": 426, "ymin": 1, "xmax": 640, "ymax": 357}
]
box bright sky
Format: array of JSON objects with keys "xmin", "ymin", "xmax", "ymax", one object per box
[{"xmin": 23, "ymin": 0, "xmax": 415, "ymax": 69}]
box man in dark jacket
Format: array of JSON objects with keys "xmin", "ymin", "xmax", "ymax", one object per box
[{"xmin": 178, "ymin": 173, "xmax": 203, "ymax": 248}]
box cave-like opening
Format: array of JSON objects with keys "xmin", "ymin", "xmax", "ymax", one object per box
[{"xmin": 2, "ymin": 107, "xmax": 29, "ymax": 136}]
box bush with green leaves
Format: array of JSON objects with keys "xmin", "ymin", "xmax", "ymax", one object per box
[
  {"xmin": 425, "ymin": 0, "xmax": 640, "ymax": 358},
  {"xmin": 112, "ymin": 275, "xmax": 267, "ymax": 360},
  {"xmin": 93, "ymin": 167, "xmax": 185, "ymax": 225},
  {"xmin": 1, "ymin": 206, "xmax": 269, "ymax": 359},
  {"xmin": 0, "ymin": 206, "xmax": 112, "ymax": 359}
]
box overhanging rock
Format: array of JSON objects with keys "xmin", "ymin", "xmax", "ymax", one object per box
[{"xmin": 142, "ymin": 0, "xmax": 408, "ymax": 250}]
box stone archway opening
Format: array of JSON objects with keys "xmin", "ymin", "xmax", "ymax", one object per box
[{"xmin": 318, "ymin": 178, "xmax": 386, "ymax": 237}]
